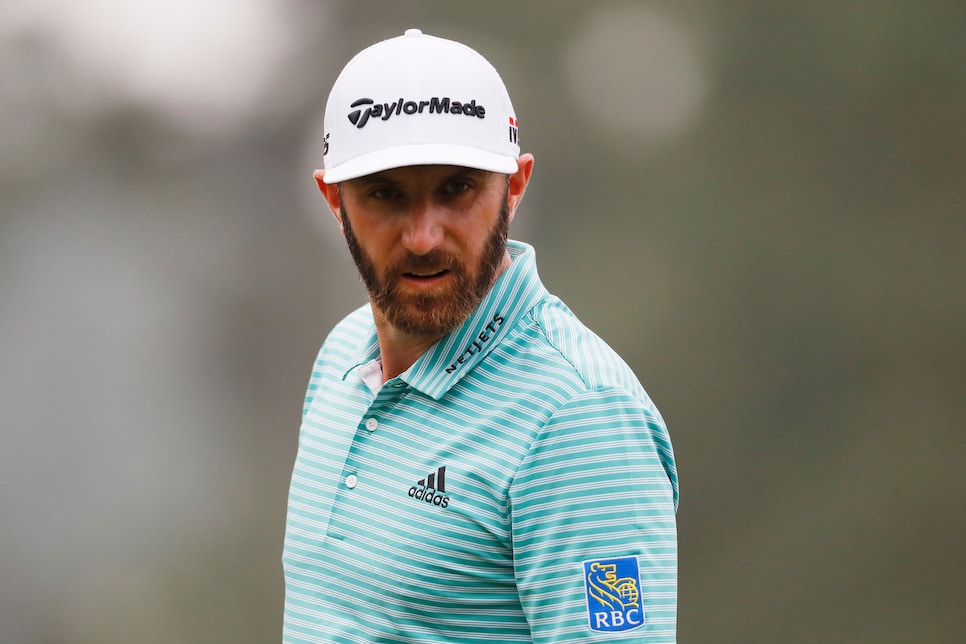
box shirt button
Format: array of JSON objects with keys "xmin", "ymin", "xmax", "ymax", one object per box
[
  {"xmin": 345, "ymin": 474, "xmax": 358, "ymax": 489},
  {"xmin": 365, "ymin": 418, "xmax": 378, "ymax": 432}
]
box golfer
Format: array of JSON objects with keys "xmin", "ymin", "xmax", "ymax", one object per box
[{"xmin": 282, "ymin": 28, "xmax": 679, "ymax": 643}]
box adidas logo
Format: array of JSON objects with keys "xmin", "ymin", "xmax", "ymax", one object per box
[{"xmin": 408, "ymin": 466, "xmax": 450, "ymax": 508}]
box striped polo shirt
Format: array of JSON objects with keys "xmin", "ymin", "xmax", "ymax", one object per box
[{"xmin": 283, "ymin": 240, "xmax": 678, "ymax": 643}]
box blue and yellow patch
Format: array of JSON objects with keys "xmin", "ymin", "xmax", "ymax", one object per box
[{"xmin": 582, "ymin": 556, "xmax": 645, "ymax": 633}]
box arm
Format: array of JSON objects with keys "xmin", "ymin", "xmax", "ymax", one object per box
[{"xmin": 510, "ymin": 388, "xmax": 678, "ymax": 643}]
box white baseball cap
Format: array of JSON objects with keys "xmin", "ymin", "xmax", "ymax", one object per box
[{"xmin": 321, "ymin": 28, "xmax": 520, "ymax": 184}]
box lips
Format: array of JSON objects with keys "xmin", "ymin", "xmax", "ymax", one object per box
[
  {"xmin": 404, "ymin": 269, "xmax": 448, "ymax": 278},
  {"xmin": 400, "ymin": 268, "xmax": 452, "ymax": 289},
  {"xmin": 393, "ymin": 252, "xmax": 461, "ymax": 288}
]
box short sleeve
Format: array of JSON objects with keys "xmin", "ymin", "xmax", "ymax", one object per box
[{"xmin": 509, "ymin": 388, "xmax": 678, "ymax": 643}]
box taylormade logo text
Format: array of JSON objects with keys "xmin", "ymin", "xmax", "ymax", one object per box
[{"xmin": 347, "ymin": 97, "xmax": 486, "ymax": 129}]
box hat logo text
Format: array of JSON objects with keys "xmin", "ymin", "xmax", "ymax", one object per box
[{"xmin": 347, "ymin": 97, "xmax": 486, "ymax": 129}]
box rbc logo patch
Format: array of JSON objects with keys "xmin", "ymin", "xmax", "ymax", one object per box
[{"xmin": 582, "ymin": 556, "xmax": 645, "ymax": 633}]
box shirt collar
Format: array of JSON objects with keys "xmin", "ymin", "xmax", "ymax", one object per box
[{"xmin": 342, "ymin": 240, "xmax": 547, "ymax": 399}]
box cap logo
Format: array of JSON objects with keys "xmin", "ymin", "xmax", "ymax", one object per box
[{"xmin": 347, "ymin": 97, "xmax": 486, "ymax": 129}]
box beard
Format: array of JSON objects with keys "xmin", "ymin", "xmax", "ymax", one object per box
[{"xmin": 341, "ymin": 186, "xmax": 510, "ymax": 338}]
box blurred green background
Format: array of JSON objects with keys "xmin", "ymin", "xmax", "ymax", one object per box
[{"xmin": 1, "ymin": 1, "xmax": 963, "ymax": 642}]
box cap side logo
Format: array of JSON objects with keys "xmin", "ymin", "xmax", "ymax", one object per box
[{"xmin": 582, "ymin": 556, "xmax": 645, "ymax": 633}]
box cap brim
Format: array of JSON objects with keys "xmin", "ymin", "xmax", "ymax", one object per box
[{"xmin": 323, "ymin": 143, "xmax": 518, "ymax": 183}]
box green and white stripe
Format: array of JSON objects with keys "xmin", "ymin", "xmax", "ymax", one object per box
[{"xmin": 283, "ymin": 240, "xmax": 678, "ymax": 643}]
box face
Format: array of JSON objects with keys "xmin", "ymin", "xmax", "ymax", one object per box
[{"xmin": 335, "ymin": 165, "xmax": 513, "ymax": 339}]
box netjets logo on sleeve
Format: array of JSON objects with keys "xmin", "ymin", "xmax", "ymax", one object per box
[{"xmin": 347, "ymin": 97, "xmax": 487, "ymax": 129}]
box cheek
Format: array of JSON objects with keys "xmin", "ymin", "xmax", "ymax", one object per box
[{"xmin": 345, "ymin": 211, "xmax": 396, "ymax": 248}]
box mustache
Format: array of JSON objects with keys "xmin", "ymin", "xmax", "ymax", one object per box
[{"xmin": 390, "ymin": 250, "xmax": 465, "ymax": 274}]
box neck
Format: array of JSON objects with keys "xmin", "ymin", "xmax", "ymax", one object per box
[{"xmin": 372, "ymin": 312, "xmax": 444, "ymax": 382}]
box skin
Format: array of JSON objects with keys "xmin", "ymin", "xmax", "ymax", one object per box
[{"xmin": 314, "ymin": 154, "xmax": 534, "ymax": 381}]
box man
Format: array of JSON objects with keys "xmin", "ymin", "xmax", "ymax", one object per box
[{"xmin": 283, "ymin": 28, "xmax": 678, "ymax": 643}]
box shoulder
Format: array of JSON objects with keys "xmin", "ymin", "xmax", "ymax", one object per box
[
  {"xmin": 481, "ymin": 293, "xmax": 663, "ymax": 424},
  {"xmin": 331, "ymin": 302, "xmax": 374, "ymax": 337},
  {"xmin": 318, "ymin": 303, "xmax": 373, "ymax": 354},
  {"xmin": 517, "ymin": 295, "xmax": 651, "ymax": 402},
  {"xmin": 513, "ymin": 298, "xmax": 677, "ymax": 509},
  {"xmin": 309, "ymin": 303, "xmax": 374, "ymax": 379},
  {"xmin": 302, "ymin": 303, "xmax": 373, "ymax": 413}
]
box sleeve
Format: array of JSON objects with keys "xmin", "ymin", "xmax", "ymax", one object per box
[{"xmin": 509, "ymin": 388, "xmax": 678, "ymax": 643}]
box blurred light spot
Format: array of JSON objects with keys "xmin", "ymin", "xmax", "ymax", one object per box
[
  {"xmin": 563, "ymin": 5, "xmax": 708, "ymax": 146},
  {"xmin": 0, "ymin": 0, "xmax": 305, "ymax": 136}
]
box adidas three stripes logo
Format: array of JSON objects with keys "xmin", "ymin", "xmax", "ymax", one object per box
[{"xmin": 408, "ymin": 466, "xmax": 450, "ymax": 508}]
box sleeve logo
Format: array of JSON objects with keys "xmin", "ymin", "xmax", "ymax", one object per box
[{"xmin": 582, "ymin": 556, "xmax": 645, "ymax": 633}]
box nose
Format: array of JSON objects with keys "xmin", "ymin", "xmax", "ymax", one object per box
[{"xmin": 401, "ymin": 201, "xmax": 445, "ymax": 256}]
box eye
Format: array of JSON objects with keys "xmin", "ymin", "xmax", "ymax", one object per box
[
  {"xmin": 369, "ymin": 186, "xmax": 401, "ymax": 200},
  {"xmin": 442, "ymin": 180, "xmax": 472, "ymax": 195}
]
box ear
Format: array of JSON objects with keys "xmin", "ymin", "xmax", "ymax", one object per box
[
  {"xmin": 506, "ymin": 153, "xmax": 535, "ymax": 223},
  {"xmin": 313, "ymin": 169, "xmax": 344, "ymax": 231}
]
